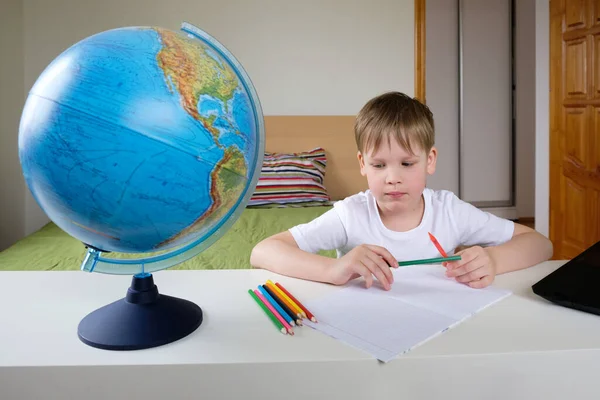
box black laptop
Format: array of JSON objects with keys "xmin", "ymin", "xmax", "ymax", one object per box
[{"xmin": 532, "ymin": 240, "xmax": 600, "ymax": 316}]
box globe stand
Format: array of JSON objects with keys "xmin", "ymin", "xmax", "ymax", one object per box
[{"xmin": 77, "ymin": 273, "xmax": 203, "ymax": 350}]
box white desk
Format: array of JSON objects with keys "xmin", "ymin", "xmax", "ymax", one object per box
[{"xmin": 2, "ymin": 261, "xmax": 600, "ymax": 399}]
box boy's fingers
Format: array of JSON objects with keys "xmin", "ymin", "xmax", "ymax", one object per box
[
  {"xmin": 455, "ymin": 267, "xmax": 486, "ymax": 283},
  {"xmin": 446, "ymin": 258, "xmax": 481, "ymax": 277},
  {"xmin": 467, "ymin": 275, "xmax": 493, "ymax": 289},
  {"xmin": 446, "ymin": 250, "xmax": 477, "ymax": 271},
  {"xmin": 367, "ymin": 245, "xmax": 398, "ymax": 269},
  {"xmin": 353, "ymin": 263, "xmax": 374, "ymax": 288},
  {"xmin": 367, "ymin": 252, "xmax": 394, "ymax": 284},
  {"xmin": 361, "ymin": 258, "xmax": 391, "ymax": 290}
]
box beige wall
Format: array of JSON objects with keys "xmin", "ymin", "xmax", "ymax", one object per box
[
  {"xmin": 3, "ymin": 0, "xmax": 416, "ymax": 244},
  {"xmin": 0, "ymin": 0, "xmax": 25, "ymax": 251}
]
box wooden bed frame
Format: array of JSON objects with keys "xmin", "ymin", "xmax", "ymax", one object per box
[{"xmin": 264, "ymin": 116, "xmax": 365, "ymax": 201}]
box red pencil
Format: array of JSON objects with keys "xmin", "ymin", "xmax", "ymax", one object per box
[
  {"xmin": 275, "ymin": 282, "xmax": 317, "ymax": 323},
  {"xmin": 428, "ymin": 232, "xmax": 448, "ymax": 258}
]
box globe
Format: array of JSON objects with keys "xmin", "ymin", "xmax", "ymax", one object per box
[
  {"xmin": 18, "ymin": 22, "xmax": 264, "ymax": 276},
  {"xmin": 17, "ymin": 22, "xmax": 265, "ymax": 350}
]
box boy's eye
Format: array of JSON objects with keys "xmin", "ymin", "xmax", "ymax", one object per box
[
  {"xmin": 372, "ymin": 164, "xmax": 384, "ymax": 169},
  {"xmin": 402, "ymin": 162, "xmax": 414, "ymax": 167}
]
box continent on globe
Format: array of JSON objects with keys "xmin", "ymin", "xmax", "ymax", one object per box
[{"xmin": 156, "ymin": 28, "xmax": 238, "ymax": 142}]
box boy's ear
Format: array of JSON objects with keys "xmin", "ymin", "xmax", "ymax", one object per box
[
  {"xmin": 357, "ymin": 151, "xmax": 367, "ymax": 176},
  {"xmin": 426, "ymin": 147, "xmax": 437, "ymax": 175}
]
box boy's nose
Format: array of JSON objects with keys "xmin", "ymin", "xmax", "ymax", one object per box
[{"xmin": 386, "ymin": 170, "xmax": 403, "ymax": 184}]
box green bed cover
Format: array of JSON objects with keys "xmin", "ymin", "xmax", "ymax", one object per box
[{"xmin": 0, "ymin": 206, "xmax": 334, "ymax": 272}]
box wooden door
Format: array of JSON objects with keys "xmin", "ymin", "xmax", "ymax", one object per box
[{"xmin": 550, "ymin": 0, "xmax": 600, "ymax": 259}]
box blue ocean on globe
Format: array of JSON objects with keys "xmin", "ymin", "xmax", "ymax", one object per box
[{"xmin": 18, "ymin": 22, "xmax": 264, "ymax": 273}]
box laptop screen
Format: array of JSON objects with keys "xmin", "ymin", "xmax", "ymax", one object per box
[{"xmin": 532, "ymin": 241, "xmax": 600, "ymax": 308}]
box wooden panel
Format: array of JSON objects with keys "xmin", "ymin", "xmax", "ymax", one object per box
[
  {"xmin": 565, "ymin": 0, "xmax": 587, "ymax": 30},
  {"xmin": 564, "ymin": 107, "xmax": 588, "ymax": 166},
  {"xmin": 550, "ymin": 0, "xmax": 564, "ymax": 258},
  {"xmin": 264, "ymin": 116, "xmax": 365, "ymax": 201},
  {"xmin": 414, "ymin": 0, "xmax": 426, "ymax": 103},
  {"xmin": 594, "ymin": 35, "xmax": 600, "ymax": 97},
  {"xmin": 563, "ymin": 176, "xmax": 587, "ymax": 255},
  {"xmin": 593, "ymin": 0, "xmax": 600, "ymax": 26},
  {"xmin": 565, "ymin": 39, "xmax": 587, "ymax": 99},
  {"xmin": 594, "ymin": 107, "xmax": 600, "ymax": 172},
  {"xmin": 589, "ymin": 189, "xmax": 600, "ymax": 245},
  {"xmin": 563, "ymin": 157, "xmax": 600, "ymax": 190}
]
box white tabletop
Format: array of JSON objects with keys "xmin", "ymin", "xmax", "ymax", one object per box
[{"xmin": 2, "ymin": 261, "xmax": 600, "ymax": 399}]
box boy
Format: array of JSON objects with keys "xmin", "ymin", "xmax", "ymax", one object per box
[{"xmin": 250, "ymin": 92, "xmax": 553, "ymax": 290}]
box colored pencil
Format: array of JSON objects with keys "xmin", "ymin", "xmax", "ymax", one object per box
[
  {"xmin": 267, "ymin": 280, "xmax": 305, "ymax": 319},
  {"xmin": 258, "ymin": 285, "xmax": 296, "ymax": 326},
  {"xmin": 248, "ymin": 289, "xmax": 286, "ymax": 335},
  {"xmin": 254, "ymin": 289, "xmax": 294, "ymax": 335},
  {"xmin": 397, "ymin": 255, "xmax": 461, "ymax": 266},
  {"xmin": 275, "ymin": 282, "xmax": 317, "ymax": 323},
  {"xmin": 428, "ymin": 232, "xmax": 448, "ymax": 258},
  {"xmin": 263, "ymin": 284, "xmax": 302, "ymax": 325}
]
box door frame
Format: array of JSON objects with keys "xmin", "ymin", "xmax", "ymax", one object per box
[{"xmin": 415, "ymin": 0, "xmax": 426, "ymax": 103}]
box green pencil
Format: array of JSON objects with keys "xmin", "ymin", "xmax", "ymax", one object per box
[
  {"xmin": 397, "ymin": 255, "xmax": 461, "ymax": 267},
  {"xmin": 248, "ymin": 289, "xmax": 287, "ymax": 335}
]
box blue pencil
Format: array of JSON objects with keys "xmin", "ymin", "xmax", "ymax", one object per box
[{"xmin": 258, "ymin": 285, "xmax": 296, "ymax": 327}]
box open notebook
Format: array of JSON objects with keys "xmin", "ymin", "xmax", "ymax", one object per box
[{"xmin": 304, "ymin": 265, "xmax": 511, "ymax": 362}]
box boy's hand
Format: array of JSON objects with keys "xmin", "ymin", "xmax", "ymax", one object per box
[
  {"xmin": 328, "ymin": 244, "xmax": 397, "ymax": 290},
  {"xmin": 443, "ymin": 246, "xmax": 497, "ymax": 288}
]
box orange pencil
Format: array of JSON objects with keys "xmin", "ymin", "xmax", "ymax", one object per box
[
  {"xmin": 266, "ymin": 280, "xmax": 305, "ymax": 318},
  {"xmin": 428, "ymin": 232, "xmax": 448, "ymax": 258},
  {"xmin": 275, "ymin": 282, "xmax": 317, "ymax": 323}
]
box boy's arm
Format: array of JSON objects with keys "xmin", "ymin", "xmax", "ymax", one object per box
[
  {"xmin": 250, "ymin": 231, "xmax": 337, "ymax": 282},
  {"xmin": 487, "ymin": 222, "xmax": 553, "ymax": 274}
]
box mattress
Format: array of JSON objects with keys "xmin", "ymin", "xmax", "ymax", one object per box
[{"xmin": 0, "ymin": 206, "xmax": 335, "ymax": 271}]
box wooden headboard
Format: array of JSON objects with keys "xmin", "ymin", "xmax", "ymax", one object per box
[{"xmin": 263, "ymin": 116, "xmax": 368, "ymax": 201}]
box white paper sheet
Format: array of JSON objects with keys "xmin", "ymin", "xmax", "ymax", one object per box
[{"xmin": 304, "ymin": 265, "xmax": 511, "ymax": 362}]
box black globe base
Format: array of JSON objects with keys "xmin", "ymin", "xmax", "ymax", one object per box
[{"xmin": 77, "ymin": 273, "xmax": 203, "ymax": 350}]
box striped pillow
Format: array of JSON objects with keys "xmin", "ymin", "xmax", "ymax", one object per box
[{"xmin": 247, "ymin": 147, "xmax": 332, "ymax": 208}]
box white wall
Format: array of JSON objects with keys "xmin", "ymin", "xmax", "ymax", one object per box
[
  {"xmin": 535, "ymin": 0, "xmax": 549, "ymax": 237},
  {"xmin": 5, "ymin": 0, "xmax": 416, "ymax": 243},
  {"xmin": 0, "ymin": 0, "xmax": 25, "ymax": 251}
]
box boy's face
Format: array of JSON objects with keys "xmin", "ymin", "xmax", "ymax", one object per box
[{"xmin": 357, "ymin": 138, "xmax": 437, "ymax": 214}]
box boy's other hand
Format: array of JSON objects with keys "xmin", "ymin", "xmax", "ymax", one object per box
[
  {"xmin": 328, "ymin": 245, "xmax": 397, "ymax": 290},
  {"xmin": 443, "ymin": 246, "xmax": 497, "ymax": 288}
]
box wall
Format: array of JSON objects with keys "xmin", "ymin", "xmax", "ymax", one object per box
[
  {"xmin": 535, "ymin": 0, "xmax": 549, "ymax": 237},
  {"xmin": 10, "ymin": 0, "xmax": 415, "ymax": 241},
  {"xmin": 425, "ymin": 0, "xmax": 459, "ymax": 195},
  {"xmin": 0, "ymin": 0, "xmax": 25, "ymax": 251},
  {"xmin": 515, "ymin": 0, "xmax": 536, "ymax": 220},
  {"xmin": 461, "ymin": 0, "xmax": 512, "ymax": 205},
  {"xmin": 426, "ymin": 0, "xmax": 535, "ymax": 219}
]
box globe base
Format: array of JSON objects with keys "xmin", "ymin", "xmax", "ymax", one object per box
[{"xmin": 77, "ymin": 273, "xmax": 202, "ymax": 350}]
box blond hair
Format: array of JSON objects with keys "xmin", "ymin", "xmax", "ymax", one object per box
[{"xmin": 354, "ymin": 91, "xmax": 434, "ymax": 155}]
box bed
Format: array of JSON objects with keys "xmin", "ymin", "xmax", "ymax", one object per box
[{"xmin": 0, "ymin": 116, "xmax": 366, "ymax": 272}]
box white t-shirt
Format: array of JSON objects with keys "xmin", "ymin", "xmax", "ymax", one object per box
[{"xmin": 289, "ymin": 188, "xmax": 515, "ymax": 261}]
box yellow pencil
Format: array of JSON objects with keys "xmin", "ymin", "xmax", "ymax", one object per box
[
  {"xmin": 267, "ymin": 280, "xmax": 306, "ymax": 319},
  {"xmin": 265, "ymin": 281, "xmax": 302, "ymax": 318}
]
